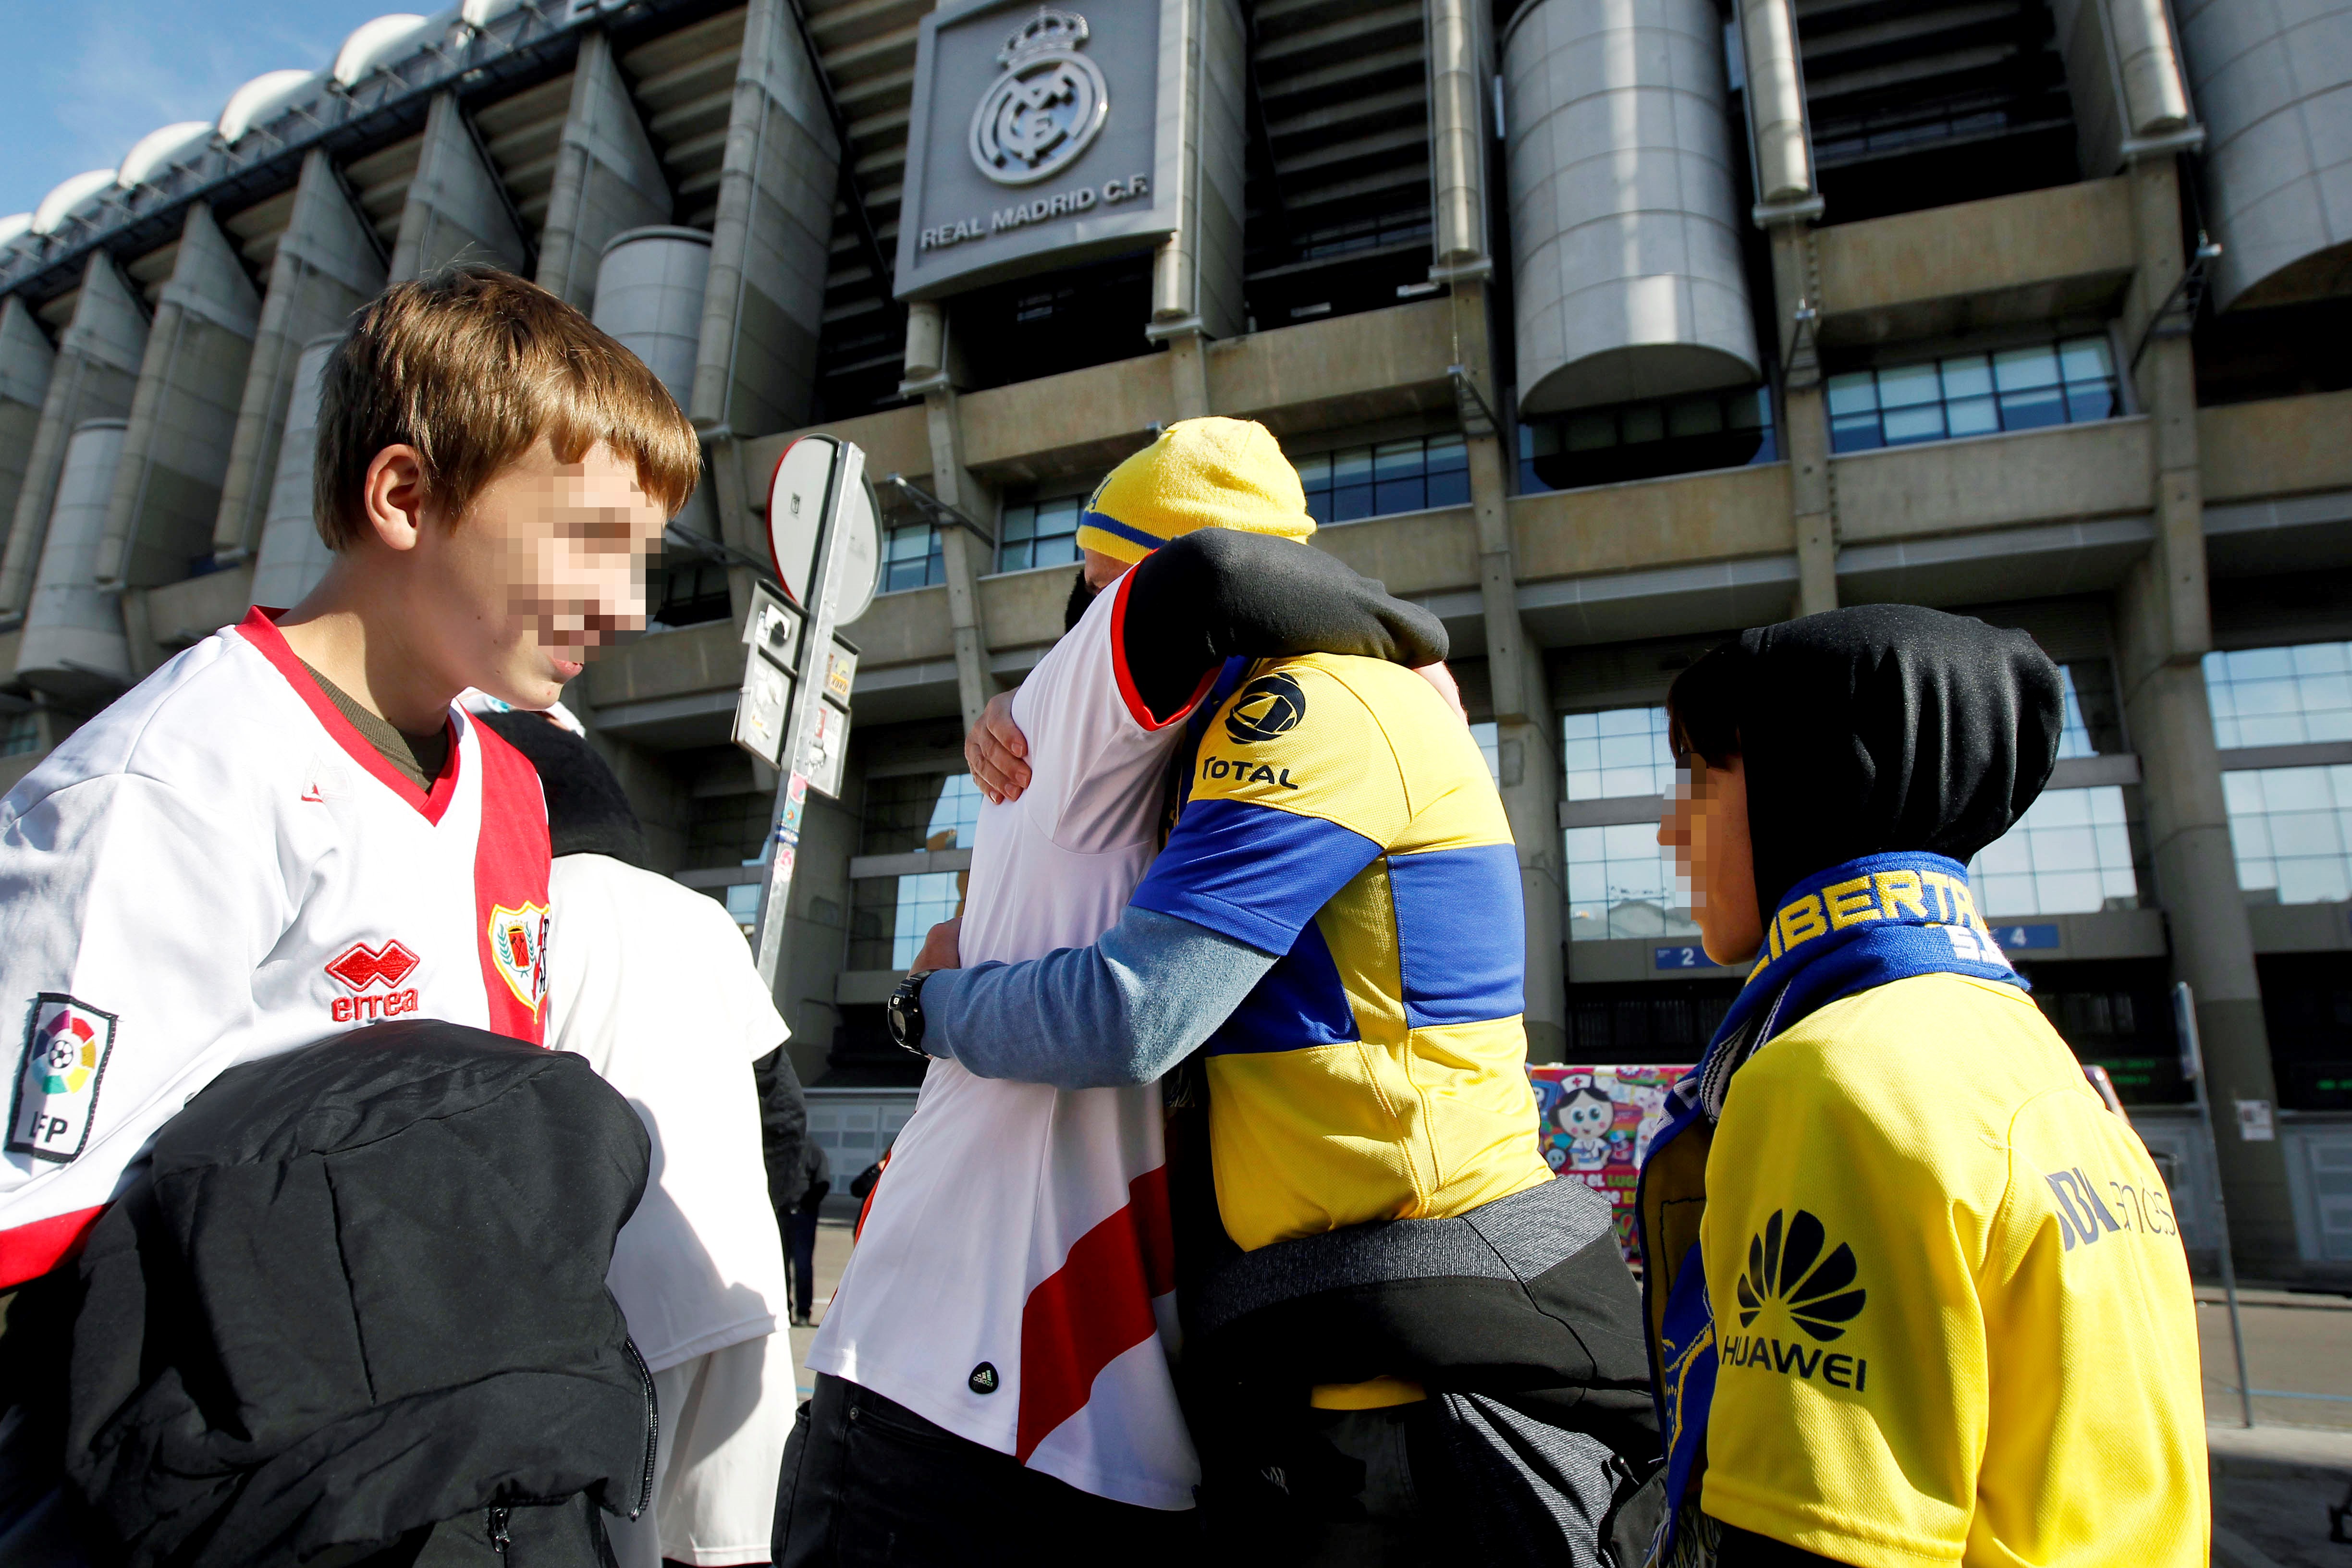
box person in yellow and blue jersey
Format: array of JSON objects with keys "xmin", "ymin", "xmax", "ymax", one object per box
[
  {"xmin": 906, "ymin": 432, "xmax": 1664, "ymax": 1567},
  {"xmin": 1641, "ymin": 604, "xmax": 2205, "ymax": 1568}
]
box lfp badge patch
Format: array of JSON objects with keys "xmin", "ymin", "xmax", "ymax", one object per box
[
  {"xmin": 487, "ymin": 903, "xmax": 550, "ymax": 1016},
  {"xmin": 9, "ymin": 994, "xmax": 118, "ymax": 1163}
]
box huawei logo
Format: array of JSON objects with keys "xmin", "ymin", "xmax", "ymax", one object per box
[{"xmin": 1736, "ymin": 1209, "xmax": 1866, "ymax": 1344}]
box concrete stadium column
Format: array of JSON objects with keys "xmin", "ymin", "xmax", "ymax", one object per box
[
  {"xmin": 1449, "ymin": 277, "xmax": 1567, "ymax": 1059},
  {"xmin": 213, "ymin": 150, "xmax": 386, "ymax": 566},
  {"xmin": 0, "ymin": 255, "xmax": 149, "ymax": 625},
  {"xmin": 94, "ymin": 203, "xmax": 262, "ymax": 610},
  {"xmin": 0, "ymin": 299, "xmax": 57, "ymax": 571},
  {"xmin": 1147, "ymin": 0, "xmax": 1247, "ymax": 419},
  {"xmin": 389, "ymin": 93, "xmax": 533, "ymax": 282},
  {"xmin": 688, "ymin": 0, "xmax": 838, "ymax": 443},
  {"xmin": 2113, "ymin": 155, "xmax": 2294, "ymax": 1268},
  {"xmin": 1738, "ymin": 0, "xmax": 1833, "ymax": 619},
  {"xmin": 535, "ymin": 32, "xmax": 674, "ymax": 312}
]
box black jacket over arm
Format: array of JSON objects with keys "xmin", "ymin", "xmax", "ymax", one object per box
[{"xmin": 68, "ymin": 1021, "xmax": 655, "ymax": 1568}]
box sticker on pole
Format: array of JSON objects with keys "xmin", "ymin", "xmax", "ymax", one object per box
[{"xmin": 2234, "ymin": 1099, "xmax": 2275, "ymax": 1142}]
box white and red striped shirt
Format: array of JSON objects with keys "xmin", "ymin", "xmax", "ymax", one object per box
[
  {"xmin": 808, "ymin": 576, "xmax": 1198, "ymax": 1509},
  {"xmin": 0, "ymin": 607, "xmax": 550, "ymax": 1288}
]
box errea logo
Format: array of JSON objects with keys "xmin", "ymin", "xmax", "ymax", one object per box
[
  {"xmin": 1723, "ymin": 1209, "xmax": 1873, "ymax": 1393},
  {"xmin": 1224, "ymin": 673, "xmax": 1306, "ymax": 744}
]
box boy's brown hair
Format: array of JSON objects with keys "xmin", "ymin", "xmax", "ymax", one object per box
[{"xmin": 314, "ymin": 265, "xmax": 700, "ymax": 549}]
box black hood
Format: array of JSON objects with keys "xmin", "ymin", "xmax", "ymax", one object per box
[
  {"xmin": 481, "ymin": 710, "xmax": 648, "ymax": 866},
  {"xmin": 1695, "ymin": 604, "xmax": 2065, "ymax": 913}
]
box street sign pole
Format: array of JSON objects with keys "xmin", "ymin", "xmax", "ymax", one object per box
[
  {"xmin": 751, "ymin": 439, "xmax": 868, "ymax": 993},
  {"xmin": 2176, "ymin": 980, "xmax": 2254, "ymax": 1429}
]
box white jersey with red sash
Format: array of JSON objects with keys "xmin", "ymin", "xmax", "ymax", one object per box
[
  {"xmin": 808, "ymin": 576, "xmax": 1199, "ymax": 1510},
  {"xmin": 0, "ymin": 607, "xmax": 551, "ymax": 1289}
]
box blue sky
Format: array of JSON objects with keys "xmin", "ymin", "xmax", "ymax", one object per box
[{"xmin": 0, "ymin": 0, "xmax": 390, "ymax": 219}]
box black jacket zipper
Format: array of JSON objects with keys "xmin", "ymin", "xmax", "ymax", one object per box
[{"xmin": 624, "ymin": 1338, "xmax": 658, "ymax": 1520}]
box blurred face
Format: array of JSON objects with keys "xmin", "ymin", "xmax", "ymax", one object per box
[
  {"xmin": 1659, "ymin": 751, "xmax": 1765, "ymax": 967},
  {"xmin": 411, "ymin": 440, "xmax": 669, "ymax": 708},
  {"xmin": 1082, "ymin": 547, "xmax": 1133, "ymax": 592}
]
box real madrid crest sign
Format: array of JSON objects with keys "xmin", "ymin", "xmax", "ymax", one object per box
[{"xmin": 969, "ymin": 9, "xmax": 1109, "ymax": 185}]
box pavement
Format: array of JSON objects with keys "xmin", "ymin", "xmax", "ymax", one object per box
[{"xmin": 779, "ymin": 1231, "xmax": 2352, "ymax": 1563}]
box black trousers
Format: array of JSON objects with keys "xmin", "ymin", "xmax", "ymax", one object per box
[
  {"xmin": 786, "ymin": 1212, "xmax": 821, "ymax": 1321},
  {"xmin": 772, "ymin": 1373, "xmax": 1196, "ymax": 1567}
]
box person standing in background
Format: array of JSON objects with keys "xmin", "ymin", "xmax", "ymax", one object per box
[
  {"xmin": 787, "ymin": 1140, "xmax": 830, "ymax": 1327},
  {"xmin": 486, "ymin": 710, "xmax": 801, "ymax": 1568}
]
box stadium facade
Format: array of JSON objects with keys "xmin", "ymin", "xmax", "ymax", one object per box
[{"xmin": 0, "ymin": 0, "xmax": 2347, "ymax": 1273}]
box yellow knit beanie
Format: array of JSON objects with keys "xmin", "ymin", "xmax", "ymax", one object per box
[{"xmin": 1074, "ymin": 416, "xmax": 1316, "ymax": 565}]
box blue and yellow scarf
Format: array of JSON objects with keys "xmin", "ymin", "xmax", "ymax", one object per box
[{"xmin": 1633, "ymin": 851, "xmax": 2030, "ymax": 1565}]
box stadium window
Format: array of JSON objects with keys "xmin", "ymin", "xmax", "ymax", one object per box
[
  {"xmin": 1470, "ymin": 721, "xmax": 1499, "ymax": 784},
  {"xmin": 2204, "ymin": 641, "xmax": 2352, "ymax": 748},
  {"xmin": 880, "ymin": 519, "xmax": 945, "ymax": 593},
  {"xmin": 648, "ymin": 560, "xmax": 735, "ymax": 628},
  {"xmin": 997, "ymin": 491, "xmax": 1086, "ymax": 573},
  {"xmin": 2, "ymin": 713, "xmax": 34, "ymax": 758},
  {"xmin": 849, "ymin": 772, "xmax": 983, "ymax": 969},
  {"xmin": 2222, "ymin": 766, "xmax": 2352, "ymax": 906},
  {"xmin": 1294, "ymin": 435, "xmax": 1469, "ymax": 526},
  {"xmin": 1520, "ymin": 385, "xmax": 1777, "ymax": 492},
  {"xmin": 1562, "ymin": 707, "xmax": 1675, "ymax": 801},
  {"xmin": 1825, "ymin": 336, "xmax": 2120, "ymax": 454},
  {"xmin": 1966, "ymin": 785, "xmax": 2140, "ymax": 916}
]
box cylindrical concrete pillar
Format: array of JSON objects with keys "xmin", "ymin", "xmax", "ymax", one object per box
[
  {"xmin": 594, "ymin": 226, "xmax": 715, "ymax": 536},
  {"xmin": 1505, "ymin": 0, "xmax": 1761, "ymax": 413},
  {"xmin": 593, "ymin": 227, "xmax": 712, "ymax": 409},
  {"xmin": 1739, "ymin": 0, "xmax": 1813, "ymax": 205},
  {"xmin": 249, "ymin": 335, "xmax": 341, "ymax": 609},
  {"xmin": 2178, "ymin": 0, "xmax": 2352, "ymax": 309},
  {"xmin": 18, "ymin": 419, "xmax": 132, "ymax": 703}
]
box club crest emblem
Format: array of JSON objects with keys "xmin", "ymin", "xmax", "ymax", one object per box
[
  {"xmin": 968, "ymin": 8, "xmax": 1108, "ymax": 186},
  {"xmin": 9, "ymin": 994, "xmax": 118, "ymax": 1164},
  {"xmin": 487, "ymin": 903, "xmax": 551, "ymax": 1015}
]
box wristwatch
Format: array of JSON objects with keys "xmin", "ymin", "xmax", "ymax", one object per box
[{"xmin": 887, "ymin": 969, "xmax": 936, "ymax": 1056}]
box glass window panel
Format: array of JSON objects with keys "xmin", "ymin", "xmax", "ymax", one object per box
[
  {"xmin": 1035, "ymin": 533, "xmax": 1078, "ymax": 568},
  {"xmin": 1374, "ymin": 440, "xmax": 1425, "ymax": 481},
  {"xmin": 1596, "ymin": 708, "xmax": 1652, "ymax": 736},
  {"xmin": 2058, "ymin": 335, "xmax": 2115, "ymax": 383},
  {"xmin": 1426, "ymin": 436, "xmax": 1468, "ymax": 471},
  {"xmin": 1332, "ymin": 448, "xmax": 1374, "ymax": 485},
  {"xmin": 2294, "ymin": 644, "xmax": 2350, "ymax": 675},
  {"xmin": 1620, "ymin": 405, "xmax": 1666, "ymax": 444},
  {"xmin": 1978, "ymin": 873, "xmax": 2039, "ymax": 916},
  {"xmin": 2034, "ymin": 871, "xmax": 2106, "ymax": 912},
  {"xmin": 1566, "ymin": 769, "xmax": 1605, "ymax": 800},
  {"xmin": 1727, "ymin": 390, "xmax": 1766, "ymax": 430},
  {"xmin": 1997, "ymin": 387, "xmax": 2067, "ymax": 430},
  {"xmin": 1966, "ymin": 784, "xmax": 2138, "ymax": 914},
  {"xmin": 1939, "ymin": 355, "xmax": 1994, "ymax": 400},
  {"xmin": 1668, "ymin": 399, "xmax": 1725, "ymax": 437},
  {"xmin": 1882, "ymin": 404, "xmax": 1946, "ymax": 445},
  {"xmin": 1597, "ymin": 733, "xmax": 1654, "ymax": 770},
  {"xmin": 1946, "ymin": 396, "xmax": 1999, "ymax": 437},
  {"xmin": 1293, "ymin": 453, "xmax": 1331, "ymax": 485},
  {"xmin": 1373, "ymin": 478, "xmax": 1426, "ymax": 515},
  {"xmin": 1426, "ymin": 467, "xmax": 1470, "ymax": 507},
  {"xmin": 2276, "ymin": 858, "xmax": 2352, "ymax": 904},
  {"xmin": 2222, "ymin": 764, "xmax": 2352, "ymax": 903},
  {"xmin": 1332, "ymin": 484, "xmax": 1375, "ymax": 522},
  {"xmin": 2066, "ymin": 385, "xmax": 2117, "ymax": 423},
  {"xmin": 1566, "ymin": 412, "xmax": 1617, "ymax": 450},
  {"xmin": 1304, "ymin": 493, "xmax": 1332, "ymax": 528},
  {"xmin": 1878, "ymin": 362, "xmax": 1942, "ymax": 407},
  {"xmin": 1825, "ymin": 372, "xmax": 1878, "ymax": 415},
  {"xmin": 1993, "ymin": 345, "xmax": 2061, "ymax": 391},
  {"xmin": 1000, "ymin": 504, "xmax": 1036, "ymax": 542},
  {"xmin": 2226, "ymin": 647, "xmax": 2295, "ymax": 680},
  {"xmin": 1561, "ymin": 712, "xmax": 1599, "ymax": 740},
  {"xmin": 1830, "ymin": 415, "xmax": 1884, "ymax": 453}
]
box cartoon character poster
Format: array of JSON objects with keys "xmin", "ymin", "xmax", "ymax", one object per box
[{"xmin": 1528, "ymin": 1064, "xmax": 1690, "ymax": 1262}]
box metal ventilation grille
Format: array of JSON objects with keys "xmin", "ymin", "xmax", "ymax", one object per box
[
  {"xmin": 808, "ymin": 0, "xmax": 928, "ymax": 416},
  {"xmin": 1797, "ymin": 0, "xmax": 2075, "ymax": 207},
  {"xmin": 1245, "ymin": 0, "xmax": 1434, "ymax": 323},
  {"xmin": 620, "ymin": 4, "xmax": 749, "ymax": 231},
  {"xmin": 476, "ymin": 72, "xmax": 578, "ymax": 235}
]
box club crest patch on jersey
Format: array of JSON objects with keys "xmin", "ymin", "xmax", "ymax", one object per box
[
  {"xmin": 9, "ymin": 994, "xmax": 119, "ymax": 1164},
  {"xmin": 487, "ymin": 903, "xmax": 551, "ymax": 1015}
]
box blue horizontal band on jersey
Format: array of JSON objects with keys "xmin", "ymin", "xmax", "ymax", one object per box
[
  {"xmin": 1078, "ymin": 511, "xmax": 1164, "ymax": 552},
  {"xmin": 1205, "ymin": 917, "xmax": 1359, "ymax": 1056},
  {"xmin": 1132, "ymin": 797, "xmax": 1380, "ymax": 956},
  {"xmin": 1389, "ymin": 843, "xmax": 1525, "ymax": 1026}
]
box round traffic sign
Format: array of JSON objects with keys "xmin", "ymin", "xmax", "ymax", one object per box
[{"xmin": 767, "ymin": 436, "xmax": 880, "ymax": 624}]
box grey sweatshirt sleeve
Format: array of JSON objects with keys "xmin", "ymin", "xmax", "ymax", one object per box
[{"xmin": 920, "ymin": 906, "xmax": 1275, "ymax": 1090}]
